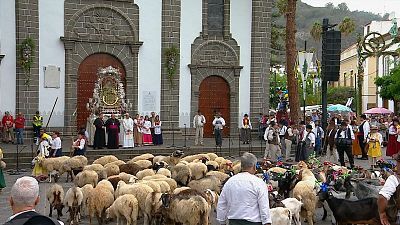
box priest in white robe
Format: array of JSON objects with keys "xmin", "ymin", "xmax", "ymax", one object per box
[{"xmin": 122, "ymin": 113, "xmax": 134, "ymax": 148}]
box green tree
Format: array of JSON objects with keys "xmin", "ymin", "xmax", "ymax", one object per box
[
  {"xmin": 269, "ymin": 71, "xmax": 288, "ymax": 109},
  {"xmin": 339, "ymin": 17, "xmax": 356, "ymax": 36},
  {"xmin": 337, "ymin": 2, "xmax": 349, "ymax": 11},
  {"xmin": 327, "ymin": 86, "xmax": 355, "ymax": 105},
  {"xmin": 375, "ymin": 65, "xmax": 400, "ymax": 101}
]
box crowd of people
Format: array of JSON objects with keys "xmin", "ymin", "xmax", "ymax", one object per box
[
  {"xmin": 259, "ymin": 110, "xmax": 400, "ymax": 169},
  {"xmin": 92, "ymin": 112, "xmax": 163, "ymax": 150}
]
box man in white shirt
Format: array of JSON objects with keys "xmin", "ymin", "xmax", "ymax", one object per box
[
  {"xmin": 378, "ymin": 153, "xmax": 400, "ymax": 225},
  {"xmin": 193, "ymin": 110, "xmax": 206, "ymax": 146},
  {"xmin": 335, "ymin": 121, "xmax": 355, "ymax": 168},
  {"xmin": 302, "ymin": 124, "xmax": 316, "ymax": 159},
  {"xmin": 312, "ymin": 120, "xmax": 324, "ymax": 155},
  {"xmin": 284, "ymin": 122, "xmax": 294, "ymax": 161},
  {"xmin": 212, "ymin": 113, "xmax": 226, "ymax": 147},
  {"xmin": 217, "ymin": 152, "xmax": 272, "ymax": 225},
  {"xmin": 5, "ymin": 176, "xmax": 63, "ymax": 225}
]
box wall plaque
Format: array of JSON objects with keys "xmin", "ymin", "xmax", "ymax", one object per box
[{"xmin": 44, "ymin": 65, "xmax": 61, "ymax": 88}]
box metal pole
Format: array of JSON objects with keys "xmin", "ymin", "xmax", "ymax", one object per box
[
  {"xmin": 304, "ymin": 40, "xmax": 307, "ymax": 122},
  {"xmin": 354, "ymin": 73, "xmax": 357, "ymax": 114},
  {"xmin": 184, "ymin": 124, "xmax": 187, "ymax": 147},
  {"xmin": 322, "ymin": 18, "xmax": 329, "ymax": 131},
  {"xmin": 45, "ymin": 97, "xmax": 58, "ymax": 129}
]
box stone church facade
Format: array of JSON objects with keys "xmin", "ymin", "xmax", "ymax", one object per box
[{"xmin": 0, "ymin": 0, "xmax": 272, "ymax": 137}]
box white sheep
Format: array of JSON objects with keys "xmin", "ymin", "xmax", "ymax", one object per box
[
  {"xmin": 188, "ymin": 175, "xmax": 221, "ymax": 193},
  {"xmin": 115, "ymin": 181, "xmax": 154, "ymax": 225},
  {"xmin": 104, "ymin": 163, "xmax": 120, "ymax": 177},
  {"xmin": 181, "ymin": 154, "xmax": 210, "ymax": 163},
  {"xmin": 206, "ymin": 171, "xmax": 230, "ymax": 182},
  {"xmin": 104, "ymin": 160, "xmax": 126, "ymax": 167},
  {"xmin": 46, "ymin": 184, "xmax": 64, "ymax": 220},
  {"xmin": 93, "ymin": 155, "xmax": 119, "ymax": 166},
  {"xmin": 138, "ymin": 180, "xmax": 161, "ymax": 193},
  {"xmin": 64, "ymin": 186, "xmax": 83, "ymax": 225},
  {"xmin": 43, "ymin": 156, "xmax": 70, "ymax": 182},
  {"xmin": 160, "ymin": 190, "xmax": 210, "ymax": 225},
  {"xmin": 74, "ymin": 170, "xmax": 98, "ymax": 188},
  {"xmin": 149, "ymin": 178, "xmax": 178, "ymax": 192},
  {"xmin": 142, "ymin": 174, "xmax": 167, "ymax": 180},
  {"xmin": 106, "ymin": 194, "xmax": 139, "ymax": 225},
  {"xmin": 80, "ymin": 184, "xmax": 93, "ymax": 217},
  {"xmin": 156, "ymin": 168, "xmax": 171, "ymax": 178},
  {"xmin": 292, "ymin": 168, "xmax": 318, "ymax": 225},
  {"xmin": 205, "ymin": 160, "xmax": 219, "ymax": 171},
  {"xmin": 171, "ymin": 163, "xmax": 192, "ymax": 186},
  {"xmin": 281, "ymin": 197, "xmax": 303, "ymax": 225},
  {"xmin": 129, "ymin": 159, "xmax": 153, "ymax": 169},
  {"xmin": 270, "ymin": 207, "xmax": 292, "ymax": 225},
  {"xmin": 144, "ymin": 192, "xmax": 163, "ymax": 225},
  {"xmin": 136, "ymin": 169, "xmax": 156, "ymax": 180},
  {"xmin": 97, "ymin": 179, "xmax": 114, "ymax": 195},
  {"xmin": 172, "ymin": 187, "xmax": 191, "ymax": 194},
  {"xmin": 60, "ymin": 156, "xmax": 88, "ymax": 182},
  {"xmin": 130, "ymin": 153, "xmax": 154, "ymax": 163},
  {"xmin": 188, "ymin": 162, "xmax": 208, "ymax": 180},
  {"xmin": 87, "ymin": 185, "xmax": 115, "ymax": 225},
  {"xmin": 153, "ymin": 150, "xmax": 184, "ymax": 166},
  {"xmin": 83, "ymin": 164, "xmax": 107, "ymax": 181},
  {"xmin": 206, "ymin": 153, "xmax": 218, "ymax": 161}
]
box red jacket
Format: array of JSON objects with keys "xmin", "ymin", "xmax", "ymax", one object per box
[
  {"xmin": 2, "ymin": 115, "xmax": 14, "ymax": 128},
  {"xmin": 14, "ymin": 116, "xmax": 25, "ymax": 129}
]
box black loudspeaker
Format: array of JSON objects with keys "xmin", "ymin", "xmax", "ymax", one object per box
[{"xmin": 322, "ymin": 30, "xmax": 341, "ymax": 81}]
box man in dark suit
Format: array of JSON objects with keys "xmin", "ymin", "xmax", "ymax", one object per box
[{"xmin": 4, "ymin": 176, "xmax": 61, "ymax": 225}]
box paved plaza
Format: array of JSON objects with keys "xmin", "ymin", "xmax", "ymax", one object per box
[{"xmin": 0, "ymin": 147, "xmax": 388, "ymax": 225}]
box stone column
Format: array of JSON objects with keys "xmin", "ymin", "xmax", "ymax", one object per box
[
  {"xmin": 160, "ymin": 0, "xmax": 181, "ymax": 129},
  {"xmin": 250, "ymin": 0, "xmax": 272, "ymax": 124},
  {"xmin": 15, "ymin": 0, "xmax": 40, "ymax": 121}
]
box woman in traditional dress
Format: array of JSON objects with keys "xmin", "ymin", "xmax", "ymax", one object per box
[
  {"xmin": 122, "ymin": 113, "xmax": 134, "ymax": 148},
  {"xmin": 367, "ymin": 125, "xmax": 383, "ymax": 168},
  {"xmin": 387, "ymin": 118, "xmax": 400, "ymax": 156},
  {"xmin": 0, "ymin": 148, "xmax": 6, "ymax": 192},
  {"xmin": 134, "ymin": 114, "xmax": 143, "ymax": 147},
  {"xmin": 72, "ymin": 131, "xmax": 86, "ymax": 156},
  {"xmin": 240, "ymin": 114, "xmax": 252, "ymax": 144},
  {"xmin": 32, "ymin": 132, "xmax": 51, "ymax": 181},
  {"xmin": 351, "ymin": 120, "xmax": 362, "ymax": 157},
  {"xmin": 142, "ymin": 115, "xmax": 153, "ymax": 145},
  {"xmin": 153, "ymin": 115, "xmax": 163, "ymax": 145}
]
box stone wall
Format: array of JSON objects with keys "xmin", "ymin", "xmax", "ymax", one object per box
[
  {"xmin": 250, "ymin": 0, "xmax": 273, "ymax": 124},
  {"xmin": 160, "ymin": 0, "xmax": 181, "ymax": 130},
  {"xmin": 15, "ymin": 0, "xmax": 40, "ymax": 121}
]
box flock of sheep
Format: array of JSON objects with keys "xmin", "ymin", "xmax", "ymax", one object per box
[
  {"xmin": 41, "ymin": 149, "xmax": 386, "ymax": 225},
  {"xmin": 43, "ymin": 150, "xmax": 236, "ymax": 225}
]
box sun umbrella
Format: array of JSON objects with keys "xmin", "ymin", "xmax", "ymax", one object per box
[
  {"xmin": 364, "ymin": 107, "xmax": 393, "ymax": 114},
  {"xmin": 327, "ymin": 104, "xmax": 352, "ymax": 113}
]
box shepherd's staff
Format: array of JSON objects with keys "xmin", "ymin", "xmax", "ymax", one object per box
[{"xmin": 45, "ymin": 97, "xmax": 58, "ymax": 129}]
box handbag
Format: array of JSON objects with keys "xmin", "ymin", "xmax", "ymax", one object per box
[
  {"xmin": 0, "ymin": 160, "xmax": 6, "ymax": 169},
  {"xmin": 335, "ymin": 128, "xmax": 353, "ymax": 146}
]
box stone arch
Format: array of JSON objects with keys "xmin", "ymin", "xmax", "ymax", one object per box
[
  {"xmin": 191, "ymin": 40, "xmax": 239, "ymax": 66},
  {"xmin": 65, "ymin": 4, "xmax": 138, "ymax": 42}
]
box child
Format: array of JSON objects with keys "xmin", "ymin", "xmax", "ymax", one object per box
[
  {"xmin": 367, "ymin": 125, "xmax": 383, "ymax": 168},
  {"xmin": 72, "ymin": 131, "xmax": 86, "ymax": 156},
  {"xmin": 50, "ymin": 131, "xmax": 62, "ymax": 157},
  {"xmin": 0, "ymin": 148, "xmax": 5, "ymax": 192}
]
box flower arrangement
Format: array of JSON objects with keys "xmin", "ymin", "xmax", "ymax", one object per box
[
  {"xmin": 163, "ymin": 45, "xmax": 179, "ymax": 88},
  {"xmin": 17, "ymin": 38, "xmax": 35, "ymax": 86}
]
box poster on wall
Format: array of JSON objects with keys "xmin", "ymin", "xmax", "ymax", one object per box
[
  {"xmin": 44, "ymin": 65, "xmax": 61, "ymax": 88},
  {"xmin": 142, "ymin": 91, "xmax": 157, "ymax": 112}
]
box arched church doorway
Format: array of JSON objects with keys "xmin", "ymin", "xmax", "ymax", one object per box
[
  {"xmin": 77, "ymin": 53, "xmax": 126, "ymax": 129},
  {"xmin": 198, "ymin": 75, "xmax": 230, "ymax": 137}
]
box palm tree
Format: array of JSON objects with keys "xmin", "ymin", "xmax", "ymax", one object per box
[
  {"xmin": 339, "ymin": 17, "xmax": 356, "ymax": 36},
  {"xmin": 310, "ymin": 22, "xmax": 322, "ymax": 41},
  {"xmin": 279, "ymin": 0, "xmax": 301, "ymax": 123}
]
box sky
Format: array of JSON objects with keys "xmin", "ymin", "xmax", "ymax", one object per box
[{"xmin": 301, "ymin": 0, "xmax": 400, "ymax": 16}]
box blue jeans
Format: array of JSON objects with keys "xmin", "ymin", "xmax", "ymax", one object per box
[{"xmin": 15, "ymin": 128, "xmax": 24, "ymax": 144}]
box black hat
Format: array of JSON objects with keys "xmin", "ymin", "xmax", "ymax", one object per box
[
  {"xmin": 306, "ymin": 125, "xmax": 312, "ymax": 130},
  {"xmin": 78, "ymin": 131, "xmax": 85, "ymax": 136}
]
